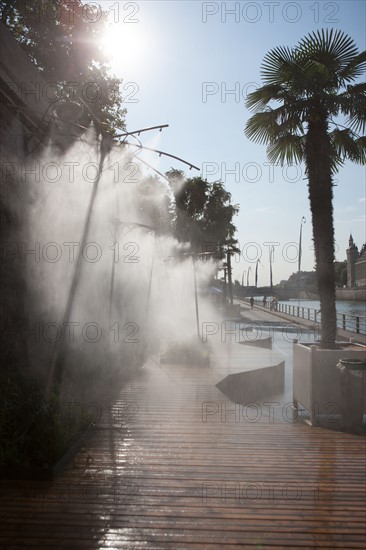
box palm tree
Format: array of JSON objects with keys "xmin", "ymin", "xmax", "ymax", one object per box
[{"xmin": 245, "ymin": 29, "xmax": 365, "ymax": 347}]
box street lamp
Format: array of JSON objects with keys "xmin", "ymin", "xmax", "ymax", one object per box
[
  {"xmin": 247, "ymin": 266, "xmax": 252, "ymax": 286},
  {"xmin": 255, "ymin": 260, "xmax": 261, "ymax": 287},
  {"xmin": 298, "ymin": 216, "xmax": 306, "ymax": 289},
  {"xmin": 269, "ymin": 245, "xmax": 275, "ymax": 291}
]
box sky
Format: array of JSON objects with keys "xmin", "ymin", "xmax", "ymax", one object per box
[{"xmin": 95, "ymin": 0, "xmax": 365, "ymax": 285}]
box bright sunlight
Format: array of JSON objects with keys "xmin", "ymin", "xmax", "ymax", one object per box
[{"xmin": 101, "ymin": 19, "xmax": 147, "ymax": 74}]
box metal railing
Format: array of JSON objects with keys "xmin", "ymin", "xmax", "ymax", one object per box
[
  {"xmin": 238, "ymin": 297, "xmax": 366, "ymax": 335},
  {"xmin": 275, "ymin": 302, "xmax": 365, "ymax": 335}
]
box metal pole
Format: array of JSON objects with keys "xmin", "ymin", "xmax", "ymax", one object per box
[
  {"xmin": 192, "ymin": 256, "xmax": 200, "ymax": 340},
  {"xmin": 45, "ymin": 133, "xmax": 112, "ymax": 399},
  {"xmin": 247, "ymin": 266, "xmax": 251, "ymax": 287},
  {"xmin": 146, "ymin": 233, "xmax": 156, "ymax": 315},
  {"xmin": 297, "ymin": 217, "xmax": 306, "ymax": 300},
  {"xmin": 109, "ymin": 219, "xmax": 123, "ymax": 323},
  {"xmin": 269, "ymin": 245, "xmax": 274, "ymax": 291}
]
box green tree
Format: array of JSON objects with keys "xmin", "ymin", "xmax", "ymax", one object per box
[
  {"xmin": 0, "ymin": 0, "xmax": 126, "ymax": 133},
  {"xmin": 136, "ymin": 174, "xmax": 173, "ymax": 234},
  {"xmin": 245, "ymin": 29, "xmax": 365, "ymax": 346},
  {"xmin": 334, "ymin": 260, "xmax": 347, "ymax": 287},
  {"xmin": 166, "ymin": 169, "xmax": 239, "ymax": 258}
]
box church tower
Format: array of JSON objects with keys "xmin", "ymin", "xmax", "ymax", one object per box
[{"xmin": 346, "ymin": 234, "xmax": 359, "ymax": 287}]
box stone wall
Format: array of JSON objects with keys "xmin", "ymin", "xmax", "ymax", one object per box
[{"xmin": 336, "ymin": 288, "xmax": 366, "ymax": 301}]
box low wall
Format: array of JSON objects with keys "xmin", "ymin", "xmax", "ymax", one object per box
[{"xmin": 336, "ymin": 288, "xmax": 366, "ymax": 301}]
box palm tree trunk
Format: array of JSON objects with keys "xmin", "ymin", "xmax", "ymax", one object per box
[{"xmin": 305, "ymin": 115, "xmax": 337, "ymax": 347}]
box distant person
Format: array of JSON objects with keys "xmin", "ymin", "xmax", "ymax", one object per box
[
  {"xmin": 263, "ymin": 296, "xmax": 267, "ymax": 308},
  {"xmin": 250, "ymin": 296, "xmax": 254, "ymax": 309}
]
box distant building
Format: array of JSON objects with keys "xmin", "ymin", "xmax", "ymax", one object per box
[
  {"xmin": 346, "ymin": 235, "xmax": 366, "ymax": 288},
  {"xmin": 278, "ymin": 271, "xmax": 316, "ymax": 288}
]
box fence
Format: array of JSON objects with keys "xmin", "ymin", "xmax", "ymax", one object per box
[{"xmin": 240, "ymin": 297, "xmax": 366, "ymax": 336}]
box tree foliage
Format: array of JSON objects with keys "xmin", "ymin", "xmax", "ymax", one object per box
[
  {"xmin": 166, "ymin": 169, "xmax": 239, "ymax": 257},
  {"xmin": 0, "ymin": 0, "xmax": 126, "ymax": 133},
  {"xmin": 135, "ymin": 174, "xmax": 173, "ymax": 235},
  {"xmin": 334, "ymin": 260, "xmax": 347, "ymax": 287}
]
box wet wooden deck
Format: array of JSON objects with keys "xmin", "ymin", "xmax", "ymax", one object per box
[{"xmin": 1, "ymin": 349, "xmax": 366, "ymax": 549}]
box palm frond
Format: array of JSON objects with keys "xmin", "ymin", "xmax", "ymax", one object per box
[
  {"xmin": 246, "ymin": 84, "xmax": 284, "ymax": 111},
  {"xmin": 330, "ymin": 127, "xmax": 358, "ymax": 156},
  {"xmin": 354, "ymin": 136, "xmax": 366, "ymax": 164},
  {"xmin": 244, "ymin": 110, "xmax": 279, "ymax": 144},
  {"xmin": 298, "ymin": 29, "xmax": 359, "ymax": 72},
  {"xmin": 261, "ymin": 45, "xmax": 305, "ymax": 87},
  {"xmin": 330, "ymin": 129, "xmax": 366, "ymax": 164},
  {"xmin": 346, "ymin": 82, "xmax": 366, "ymax": 94},
  {"xmin": 269, "ymin": 104, "xmax": 305, "ymax": 133},
  {"xmin": 267, "ymin": 134, "xmax": 304, "ymax": 165},
  {"xmin": 339, "ymin": 51, "xmax": 366, "ymax": 83},
  {"xmin": 245, "ymin": 28, "xmax": 365, "ymax": 184},
  {"xmin": 338, "ymin": 84, "xmax": 366, "ymax": 133}
]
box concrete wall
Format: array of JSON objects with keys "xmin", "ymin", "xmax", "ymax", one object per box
[
  {"xmin": 355, "ymin": 257, "xmax": 366, "ymax": 287},
  {"xmin": 336, "ymin": 288, "xmax": 366, "ymax": 301},
  {"xmin": 293, "ymin": 342, "xmax": 366, "ymax": 425}
]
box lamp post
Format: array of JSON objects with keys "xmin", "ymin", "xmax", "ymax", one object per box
[
  {"xmin": 269, "ymin": 245, "xmax": 275, "ymax": 291},
  {"xmin": 297, "ymin": 217, "xmax": 306, "ymax": 290},
  {"xmin": 255, "ymin": 260, "xmax": 260, "ymax": 288},
  {"xmin": 247, "ymin": 266, "xmax": 252, "ymax": 286},
  {"xmin": 45, "ymin": 132, "xmax": 112, "ymax": 399}
]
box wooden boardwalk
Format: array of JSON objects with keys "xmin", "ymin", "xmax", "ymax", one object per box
[
  {"xmin": 1, "ymin": 342, "xmax": 366, "ymax": 549},
  {"xmin": 234, "ymin": 298, "xmax": 366, "ymax": 346}
]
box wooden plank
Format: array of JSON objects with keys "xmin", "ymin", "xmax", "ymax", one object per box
[{"xmin": 1, "ymin": 348, "xmax": 365, "ymax": 549}]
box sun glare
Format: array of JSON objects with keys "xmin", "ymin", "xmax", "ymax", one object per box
[{"xmin": 102, "ymin": 21, "xmax": 146, "ymax": 73}]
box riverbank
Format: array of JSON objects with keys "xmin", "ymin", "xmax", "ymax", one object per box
[
  {"xmin": 336, "ymin": 287, "xmax": 366, "ymax": 301},
  {"xmin": 234, "ymin": 298, "xmax": 366, "ymax": 345}
]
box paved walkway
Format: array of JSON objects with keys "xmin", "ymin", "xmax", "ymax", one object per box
[
  {"xmin": 1, "ymin": 338, "xmax": 365, "ymax": 549},
  {"xmin": 235, "ymin": 298, "xmax": 366, "ymax": 345}
]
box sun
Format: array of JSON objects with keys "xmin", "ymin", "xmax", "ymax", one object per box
[{"xmin": 101, "ymin": 20, "xmax": 146, "ymax": 73}]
